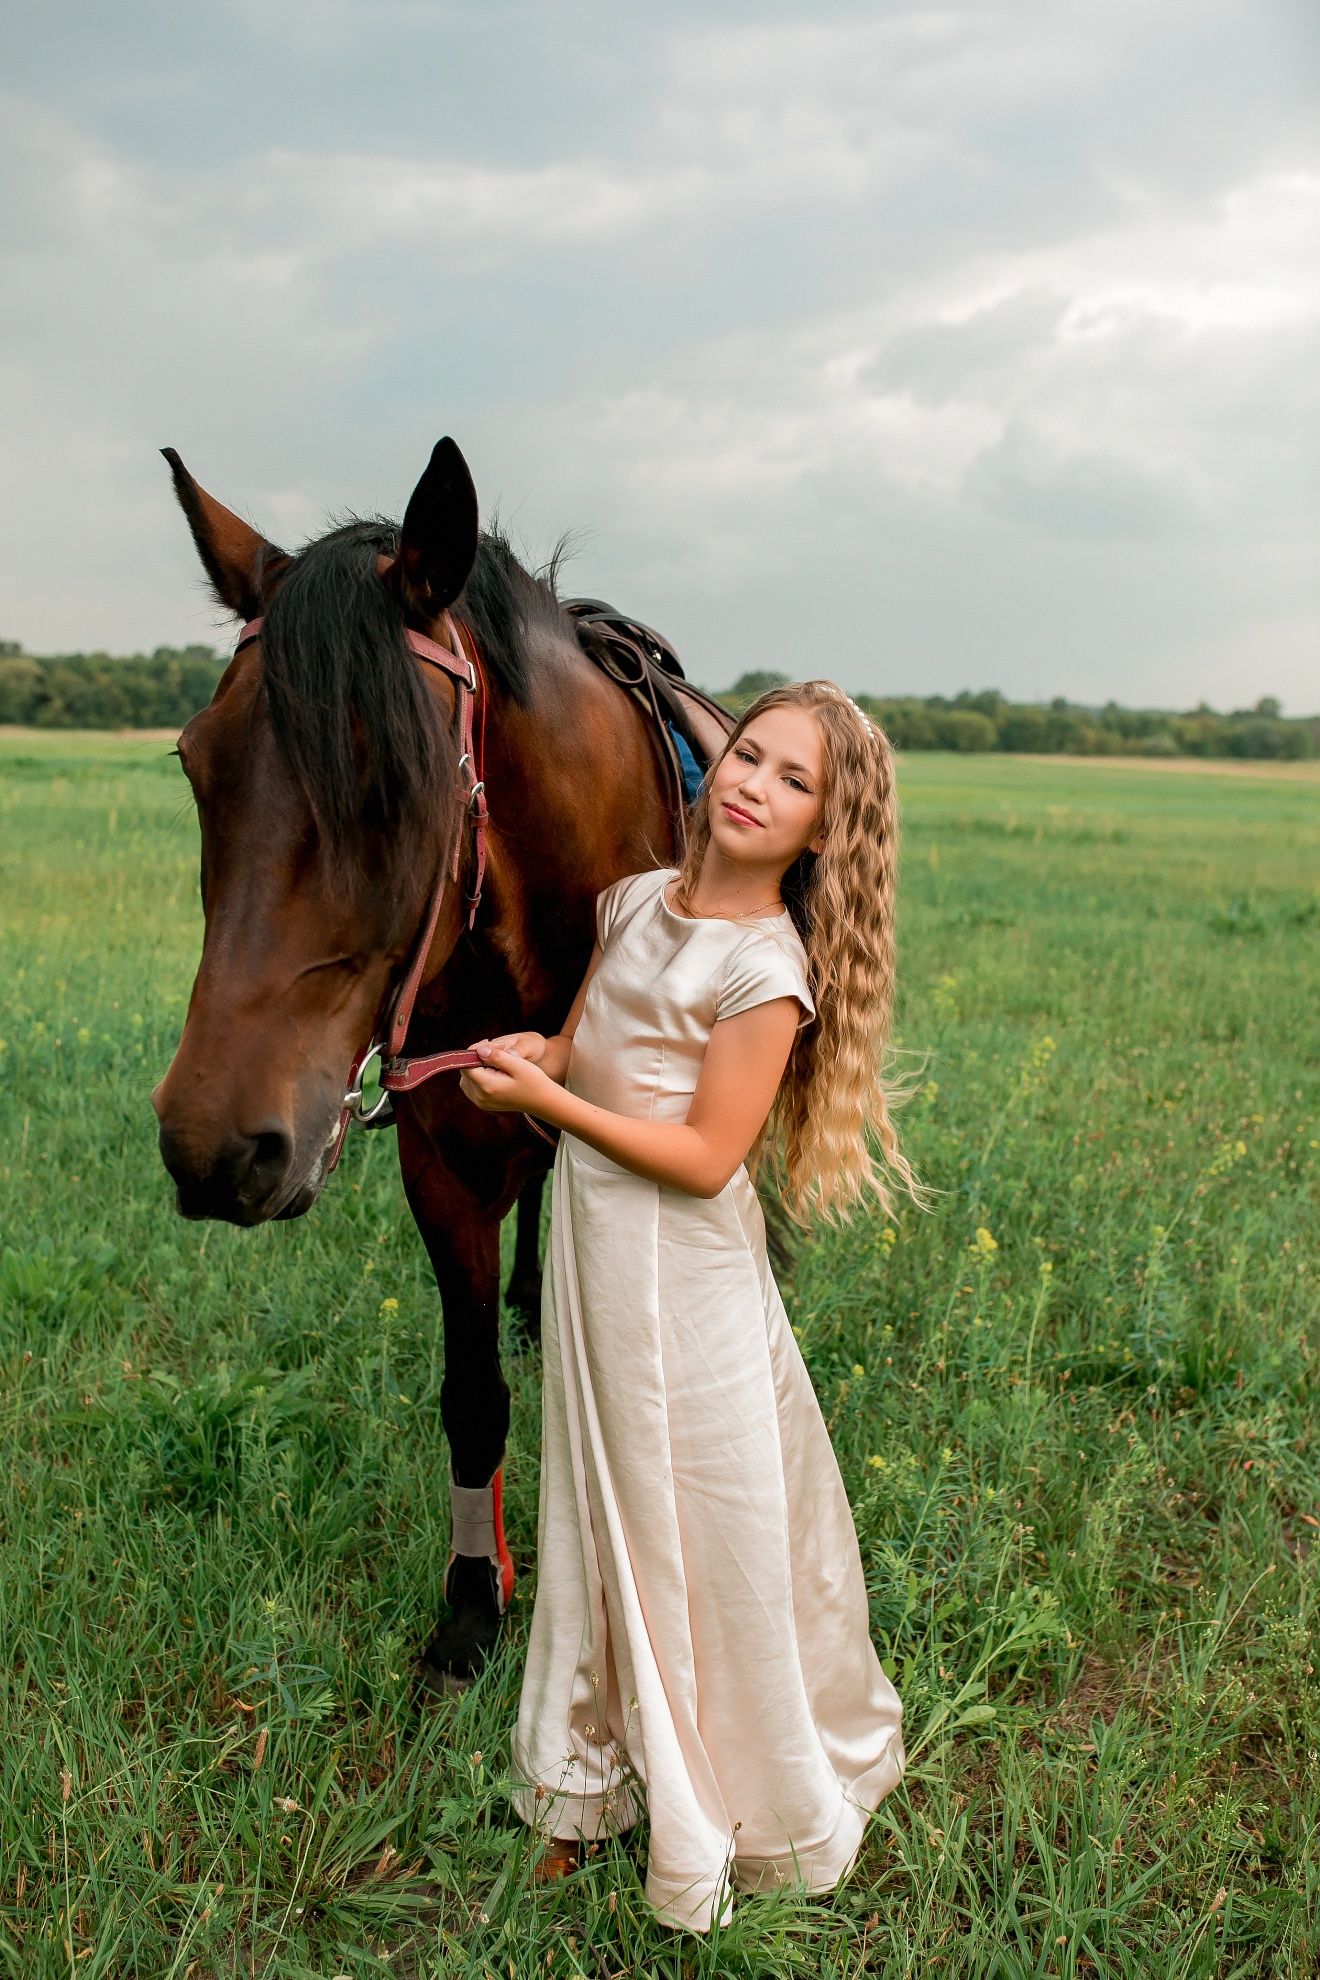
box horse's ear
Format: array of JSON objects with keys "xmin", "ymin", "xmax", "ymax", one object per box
[
  {"xmin": 394, "ymin": 437, "xmax": 479, "ymax": 618},
  {"xmin": 162, "ymin": 448, "xmax": 289, "ymax": 620}
]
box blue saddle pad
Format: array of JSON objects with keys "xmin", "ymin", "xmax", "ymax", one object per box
[{"xmin": 666, "ymin": 722, "xmax": 706, "ymax": 804}]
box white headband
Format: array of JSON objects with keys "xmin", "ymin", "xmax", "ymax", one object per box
[{"xmin": 845, "ymin": 696, "xmax": 877, "ymax": 739}]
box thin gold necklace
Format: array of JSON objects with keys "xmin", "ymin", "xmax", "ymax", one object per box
[{"xmin": 673, "ymin": 879, "xmax": 784, "ymax": 920}]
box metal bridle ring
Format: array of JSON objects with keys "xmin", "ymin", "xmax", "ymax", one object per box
[{"xmin": 345, "ymin": 1043, "xmax": 393, "ymax": 1124}]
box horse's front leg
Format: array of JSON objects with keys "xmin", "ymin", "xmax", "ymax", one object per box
[
  {"xmin": 398, "ymin": 1115, "xmax": 523, "ymax": 1692},
  {"xmin": 505, "ymin": 1170, "xmax": 547, "ymax": 1341}
]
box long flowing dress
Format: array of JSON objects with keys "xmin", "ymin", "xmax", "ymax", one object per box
[{"xmin": 507, "ymin": 865, "xmax": 905, "ymax": 1932}]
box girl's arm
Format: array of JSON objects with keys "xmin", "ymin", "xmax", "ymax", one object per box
[
  {"xmin": 463, "ymin": 997, "xmax": 801, "ymax": 1198},
  {"xmin": 473, "ymin": 937, "xmax": 606, "ymax": 1085}
]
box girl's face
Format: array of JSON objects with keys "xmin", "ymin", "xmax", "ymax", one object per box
[{"xmin": 709, "ymin": 705, "xmax": 827, "ymax": 867}]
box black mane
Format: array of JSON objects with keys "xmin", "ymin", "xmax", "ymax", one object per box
[{"xmin": 260, "ymin": 517, "xmax": 564, "ymax": 880}]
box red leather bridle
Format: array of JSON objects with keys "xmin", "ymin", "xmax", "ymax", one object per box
[{"xmin": 231, "ymin": 609, "xmax": 554, "ymax": 1169}]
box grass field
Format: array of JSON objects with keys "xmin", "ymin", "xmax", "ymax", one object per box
[{"xmin": 1, "ymin": 731, "xmax": 1317, "ymax": 1979}]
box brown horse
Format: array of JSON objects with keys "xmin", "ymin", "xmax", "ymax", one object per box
[{"xmin": 153, "ymin": 437, "xmax": 732, "ymax": 1684}]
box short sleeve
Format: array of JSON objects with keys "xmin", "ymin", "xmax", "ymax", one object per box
[
  {"xmin": 716, "ymin": 931, "xmax": 816, "ymax": 1026},
  {"xmin": 594, "ymin": 870, "xmax": 659, "ymax": 950},
  {"xmin": 595, "ymin": 879, "xmax": 623, "ymax": 950}
]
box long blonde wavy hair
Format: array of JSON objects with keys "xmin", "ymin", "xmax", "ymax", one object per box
[{"xmin": 673, "ymin": 680, "xmax": 934, "ymax": 1229}]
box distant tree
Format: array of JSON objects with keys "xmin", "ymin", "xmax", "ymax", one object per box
[
  {"xmin": 871, "ymin": 700, "xmax": 939, "ymax": 750},
  {"xmin": 727, "ymin": 669, "xmax": 792, "ymax": 704},
  {"xmin": 0, "ymin": 657, "xmax": 42, "ymax": 722},
  {"xmin": 954, "ymin": 688, "xmax": 1005, "ymax": 720},
  {"xmin": 999, "ymin": 706, "xmax": 1055, "ymax": 753},
  {"xmin": 1171, "ymin": 713, "xmax": 1222, "ymax": 758},
  {"xmin": 1253, "ymin": 695, "xmax": 1283, "ymax": 719},
  {"xmin": 1227, "ymin": 717, "xmax": 1297, "ymax": 760},
  {"xmin": 935, "ymin": 710, "xmax": 997, "ymax": 752}
]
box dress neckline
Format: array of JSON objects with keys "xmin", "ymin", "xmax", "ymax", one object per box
[{"xmin": 658, "ymin": 870, "xmax": 790, "ymax": 927}]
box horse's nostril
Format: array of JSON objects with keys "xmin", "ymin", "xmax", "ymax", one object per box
[
  {"xmin": 243, "ymin": 1122, "xmax": 295, "ymax": 1194},
  {"xmin": 158, "ymin": 1116, "xmax": 296, "ymax": 1218}
]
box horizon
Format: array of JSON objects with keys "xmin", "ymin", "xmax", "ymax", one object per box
[{"xmin": 4, "ymin": 632, "xmax": 1311, "ymax": 725}]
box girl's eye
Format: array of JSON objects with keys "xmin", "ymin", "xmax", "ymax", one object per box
[{"xmin": 733, "ymin": 747, "xmax": 810, "ymax": 792}]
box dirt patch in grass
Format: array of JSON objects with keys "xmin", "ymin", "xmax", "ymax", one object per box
[{"xmin": 1001, "ymin": 752, "xmax": 1320, "ymax": 781}]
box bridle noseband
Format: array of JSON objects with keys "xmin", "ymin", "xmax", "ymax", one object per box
[{"xmin": 231, "ymin": 609, "xmax": 553, "ymax": 1169}]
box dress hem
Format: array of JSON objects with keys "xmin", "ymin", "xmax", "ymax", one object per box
[{"xmin": 507, "ymin": 1776, "xmax": 642, "ymax": 1842}]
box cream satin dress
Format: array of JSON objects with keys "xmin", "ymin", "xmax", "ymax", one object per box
[{"xmin": 508, "ymin": 866, "xmax": 905, "ymax": 1932}]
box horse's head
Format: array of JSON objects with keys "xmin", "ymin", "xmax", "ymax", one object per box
[{"xmin": 153, "ymin": 440, "xmax": 481, "ymax": 1224}]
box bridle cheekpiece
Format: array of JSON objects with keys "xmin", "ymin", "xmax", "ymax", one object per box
[{"xmin": 229, "ymin": 607, "xmax": 547, "ymax": 1170}]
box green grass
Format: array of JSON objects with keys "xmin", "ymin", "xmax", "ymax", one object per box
[{"xmin": 1, "ymin": 732, "xmax": 1317, "ymax": 1978}]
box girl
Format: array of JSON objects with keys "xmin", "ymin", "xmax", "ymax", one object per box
[{"xmin": 459, "ymin": 680, "xmax": 929, "ymax": 1933}]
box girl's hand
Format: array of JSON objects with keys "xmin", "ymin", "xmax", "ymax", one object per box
[
  {"xmin": 459, "ymin": 1043, "xmax": 558, "ymax": 1117},
  {"xmin": 471, "ymin": 1031, "xmax": 547, "ymax": 1064}
]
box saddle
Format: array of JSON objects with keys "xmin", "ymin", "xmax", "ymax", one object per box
[{"xmin": 565, "ymin": 598, "xmax": 734, "ymax": 828}]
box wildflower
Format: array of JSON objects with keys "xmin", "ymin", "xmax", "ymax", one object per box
[
  {"xmin": 970, "ymin": 1227, "xmax": 998, "ymax": 1257},
  {"xmin": 852, "ymin": 1363, "xmax": 866, "ymax": 1378},
  {"xmin": 379, "ymin": 1296, "xmax": 399, "ymax": 1313},
  {"xmin": 880, "ymin": 1227, "xmax": 897, "ymax": 1247},
  {"xmin": 868, "ymin": 1455, "xmax": 886, "ymax": 1470},
  {"xmin": 931, "ymin": 976, "xmax": 960, "ymax": 1020}
]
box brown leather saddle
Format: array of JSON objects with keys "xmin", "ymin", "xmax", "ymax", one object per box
[{"xmin": 566, "ymin": 598, "xmax": 734, "ymax": 829}]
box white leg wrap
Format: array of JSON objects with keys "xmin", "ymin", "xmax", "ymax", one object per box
[{"xmin": 449, "ymin": 1471, "xmax": 499, "ymax": 1559}]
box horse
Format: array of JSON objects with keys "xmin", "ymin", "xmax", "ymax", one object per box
[{"xmin": 152, "ymin": 437, "xmax": 733, "ymax": 1686}]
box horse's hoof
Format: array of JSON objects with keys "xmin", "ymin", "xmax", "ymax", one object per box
[
  {"xmin": 414, "ymin": 1554, "xmax": 505, "ymax": 1694},
  {"xmin": 414, "ymin": 1656, "xmax": 470, "ymax": 1701}
]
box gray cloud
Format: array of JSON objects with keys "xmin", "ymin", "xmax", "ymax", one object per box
[{"xmin": 1, "ymin": 2, "xmax": 1316, "ymax": 711}]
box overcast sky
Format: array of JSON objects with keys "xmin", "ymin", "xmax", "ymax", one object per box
[{"xmin": 3, "ymin": 1, "xmax": 1317, "ymax": 710}]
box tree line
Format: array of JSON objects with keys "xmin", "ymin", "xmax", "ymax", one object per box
[
  {"xmin": 0, "ymin": 642, "xmax": 226, "ymax": 731},
  {"xmin": 0, "ymin": 640, "xmax": 1314, "ymax": 760},
  {"xmin": 722, "ymin": 672, "xmax": 1318, "ymax": 761}
]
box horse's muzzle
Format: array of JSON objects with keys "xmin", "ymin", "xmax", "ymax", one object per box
[{"xmin": 155, "ymin": 1115, "xmax": 304, "ymax": 1225}]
